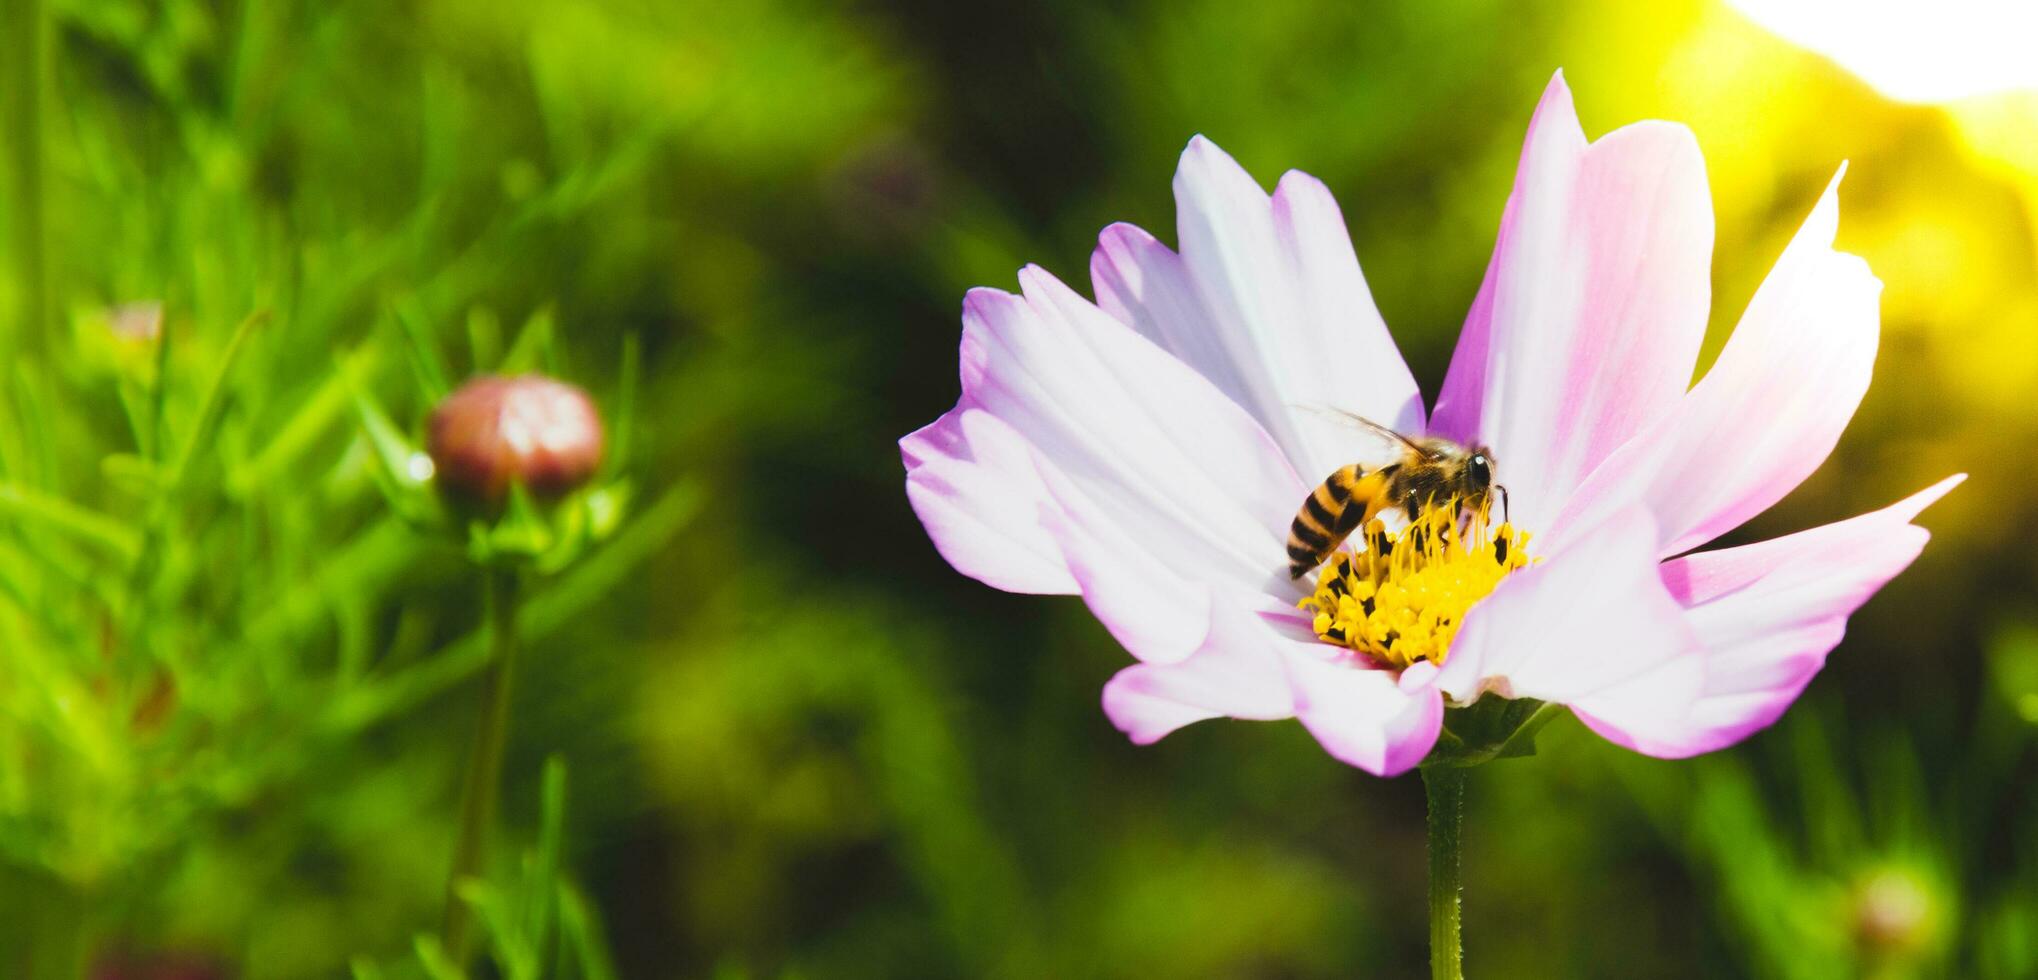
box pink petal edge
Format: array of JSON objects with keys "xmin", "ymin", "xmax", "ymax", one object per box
[
  {"xmin": 1642, "ymin": 165, "xmax": 1883, "ymax": 558},
  {"xmin": 1614, "ymin": 474, "xmax": 1965, "ymax": 758},
  {"xmin": 1286, "ymin": 650, "xmax": 1445, "ymax": 777},
  {"xmin": 901, "ymin": 407, "xmax": 1079, "ymax": 594},
  {"xmin": 1101, "ymin": 601, "xmax": 1302, "ymax": 744}
]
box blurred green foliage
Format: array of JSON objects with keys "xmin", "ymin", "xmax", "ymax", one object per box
[{"xmin": 0, "ymin": 0, "xmax": 2034, "ymax": 977}]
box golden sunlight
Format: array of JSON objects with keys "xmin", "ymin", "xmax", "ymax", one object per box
[{"xmin": 1728, "ymin": 0, "xmax": 2038, "ymax": 103}]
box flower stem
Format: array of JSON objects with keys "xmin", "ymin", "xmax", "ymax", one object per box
[
  {"xmin": 1424, "ymin": 766, "xmax": 1466, "ymax": 980},
  {"xmin": 442, "ymin": 564, "xmax": 520, "ymax": 967}
]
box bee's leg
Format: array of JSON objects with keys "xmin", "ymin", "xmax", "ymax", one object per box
[{"xmin": 1403, "ymin": 486, "xmax": 1439, "ymax": 522}]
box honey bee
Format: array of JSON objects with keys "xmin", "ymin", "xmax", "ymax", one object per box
[{"xmin": 1285, "ymin": 412, "xmax": 1507, "ymax": 579}]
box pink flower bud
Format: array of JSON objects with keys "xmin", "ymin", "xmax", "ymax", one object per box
[
  {"xmin": 1852, "ymin": 869, "xmax": 1937, "ymax": 956},
  {"xmin": 108, "ymin": 301, "xmax": 163, "ymax": 343},
  {"xmin": 428, "ymin": 374, "xmax": 604, "ymax": 507}
]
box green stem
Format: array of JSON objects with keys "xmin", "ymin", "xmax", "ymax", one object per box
[
  {"xmin": 1, "ymin": 0, "xmax": 49, "ymax": 358},
  {"xmin": 24, "ymin": 879, "xmax": 92, "ymax": 980},
  {"xmin": 442, "ymin": 565, "xmax": 521, "ymax": 967},
  {"xmin": 1424, "ymin": 766, "xmax": 1466, "ymax": 980}
]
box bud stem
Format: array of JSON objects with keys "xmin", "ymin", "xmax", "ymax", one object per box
[
  {"xmin": 1424, "ymin": 765, "xmax": 1467, "ymax": 980},
  {"xmin": 442, "ymin": 565, "xmax": 521, "ymax": 966}
]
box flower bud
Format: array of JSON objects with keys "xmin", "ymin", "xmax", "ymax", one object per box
[
  {"xmin": 1851, "ymin": 868, "xmax": 1937, "ymax": 957},
  {"xmin": 428, "ymin": 374, "xmax": 604, "ymax": 508},
  {"xmin": 108, "ymin": 301, "xmax": 163, "ymax": 343}
]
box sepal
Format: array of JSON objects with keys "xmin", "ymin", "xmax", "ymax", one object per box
[{"xmin": 1421, "ymin": 697, "xmax": 1563, "ymax": 769}]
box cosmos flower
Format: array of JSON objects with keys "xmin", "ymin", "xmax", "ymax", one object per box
[{"xmin": 899, "ymin": 71, "xmax": 1960, "ymax": 776}]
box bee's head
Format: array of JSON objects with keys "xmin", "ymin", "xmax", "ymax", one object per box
[
  {"xmin": 1463, "ymin": 445, "xmax": 1494, "ymax": 496},
  {"xmin": 1461, "ymin": 445, "xmax": 1509, "ymax": 522}
]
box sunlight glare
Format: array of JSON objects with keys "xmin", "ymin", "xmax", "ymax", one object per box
[{"xmin": 1729, "ymin": 0, "xmax": 2038, "ymax": 103}]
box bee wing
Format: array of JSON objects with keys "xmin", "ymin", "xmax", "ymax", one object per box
[{"xmin": 1296, "ymin": 406, "xmax": 1440, "ymax": 459}]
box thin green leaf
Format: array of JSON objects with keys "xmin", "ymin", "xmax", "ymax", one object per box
[
  {"xmin": 0, "ymin": 481, "xmax": 141, "ymax": 560},
  {"xmin": 392, "ymin": 297, "xmax": 453, "ymax": 399},
  {"xmin": 148, "ymin": 299, "xmax": 174, "ymax": 461},
  {"xmin": 411, "ymin": 935, "xmax": 466, "ymax": 980},
  {"xmin": 231, "ymin": 341, "xmax": 384, "ymax": 496},
  {"xmin": 499, "ymin": 306, "xmax": 556, "ymax": 375},
  {"xmin": 100, "ymin": 453, "xmax": 164, "ymax": 496},
  {"xmin": 524, "ymin": 755, "xmax": 569, "ymax": 958},
  {"xmin": 344, "ymin": 369, "xmax": 439, "ymax": 525},
  {"xmin": 557, "ymin": 883, "xmax": 619, "ymax": 980},
  {"xmin": 166, "ymin": 308, "xmax": 270, "ymax": 491},
  {"xmin": 327, "ymin": 478, "xmax": 702, "ymax": 731},
  {"xmin": 243, "ymin": 517, "xmax": 415, "ymax": 648},
  {"xmin": 466, "ymin": 308, "xmax": 503, "ymax": 374},
  {"xmin": 10, "ymin": 358, "xmax": 57, "ymax": 485},
  {"xmin": 465, "ymin": 879, "xmax": 535, "ymax": 980},
  {"xmin": 605, "ymin": 332, "xmax": 638, "ymax": 478}
]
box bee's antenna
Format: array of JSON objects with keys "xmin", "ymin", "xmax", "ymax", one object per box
[{"xmin": 1496, "ymin": 484, "xmax": 1511, "ymax": 524}]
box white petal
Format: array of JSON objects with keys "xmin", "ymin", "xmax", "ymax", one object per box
[
  {"xmin": 1646, "ymin": 167, "xmax": 1882, "ymax": 556},
  {"xmin": 906, "ymin": 267, "xmax": 1309, "ymax": 663},
  {"xmin": 902, "ymin": 408, "xmax": 1078, "ymax": 594},
  {"xmin": 1545, "ymin": 168, "xmax": 1882, "ymax": 559},
  {"xmin": 1092, "ymin": 137, "xmax": 1424, "ymax": 483},
  {"xmin": 1431, "ymin": 72, "xmax": 1714, "ymax": 534},
  {"xmin": 1438, "ymin": 507, "xmax": 1706, "ymax": 751}
]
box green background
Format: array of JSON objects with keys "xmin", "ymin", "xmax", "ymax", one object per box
[{"xmin": 0, "ymin": 0, "xmax": 2033, "ymax": 977}]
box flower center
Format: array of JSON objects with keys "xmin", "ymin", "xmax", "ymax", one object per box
[{"xmin": 1298, "ymin": 500, "xmax": 1533, "ymax": 670}]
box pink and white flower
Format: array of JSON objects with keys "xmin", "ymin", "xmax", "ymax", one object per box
[{"xmin": 900, "ymin": 71, "xmax": 1959, "ymax": 776}]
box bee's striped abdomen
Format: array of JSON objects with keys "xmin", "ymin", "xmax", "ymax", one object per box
[{"xmin": 1287, "ymin": 463, "xmax": 1372, "ymax": 578}]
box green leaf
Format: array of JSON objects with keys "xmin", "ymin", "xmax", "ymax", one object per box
[
  {"xmin": 166, "ymin": 308, "xmax": 270, "ymax": 492},
  {"xmin": 327, "ymin": 478, "xmax": 702, "ymax": 731},
  {"xmin": 466, "ymin": 308, "xmax": 503, "ymax": 373},
  {"xmin": 99, "ymin": 453, "xmax": 164, "ymax": 496},
  {"xmin": 411, "ymin": 935, "xmax": 466, "ymax": 980},
  {"xmin": 499, "ymin": 306, "xmax": 557, "ymax": 376},
  {"xmin": 556, "ymin": 883, "xmax": 619, "ymax": 980},
  {"xmin": 230, "ymin": 342, "xmax": 385, "ymax": 497},
  {"xmin": 345, "ymin": 376, "xmax": 443, "ymax": 526},
  {"xmin": 605, "ymin": 333, "xmax": 639, "ymax": 478},
  {"xmin": 392, "ymin": 298, "xmax": 453, "ymax": 400},
  {"xmin": 524, "ymin": 755, "xmax": 569, "ymax": 959},
  {"xmin": 0, "ymin": 482, "xmax": 141, "ymax": 561}
]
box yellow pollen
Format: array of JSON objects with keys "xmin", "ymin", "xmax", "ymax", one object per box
[{"xmin": 1298, "ymin": 499, "xmax": 1534, "ymax": 670}]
